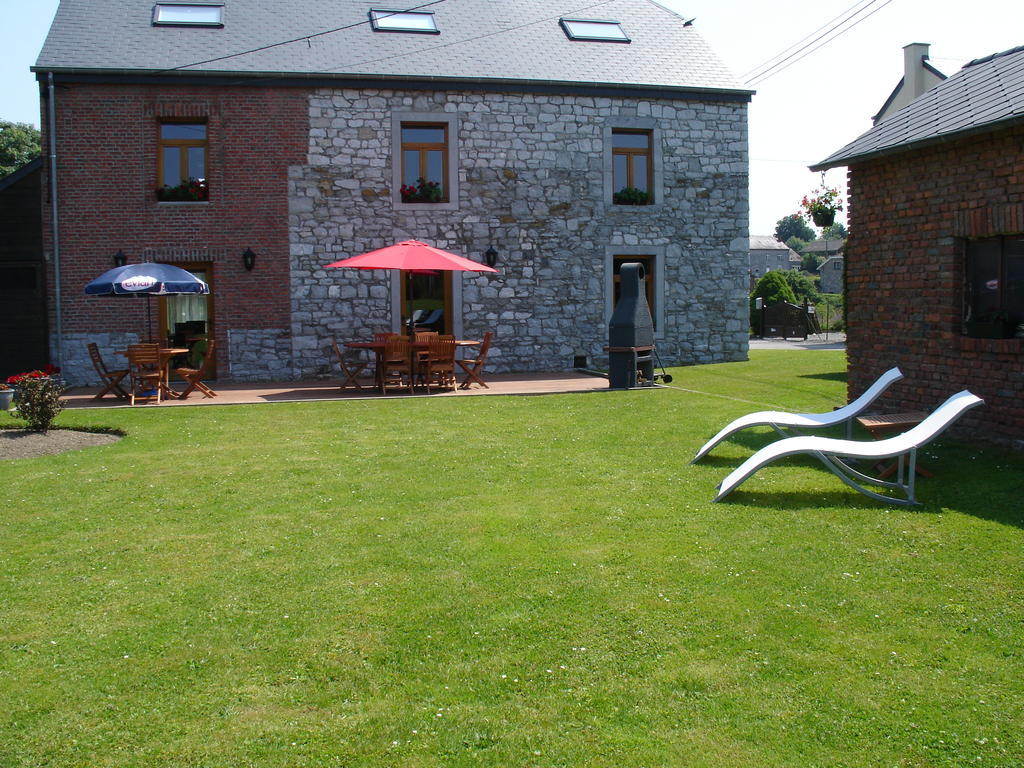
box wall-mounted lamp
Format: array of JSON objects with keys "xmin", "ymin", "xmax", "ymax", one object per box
[
  {"xmin": 113, "ymin": 250, "xmax": 127, "ymax": 267},
  {"xmin": 242, "ymin": 247, "xmax": 256, "ymax": 271},
  {"xmin": 484, "ymin": 246, "xmax": 498, "ymax": 268}
]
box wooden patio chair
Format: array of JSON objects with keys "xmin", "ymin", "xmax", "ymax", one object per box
[
  {"xmin": 87, "ymin": 342, "xmax": 129, "ymax": 400},
  {"xmin": 420, "ymin": 336, "xmax": 457, "ymax": 393},
  {"xmin": 330, "ymin": 337, "xmax": 368, "ymax": 391},
  {"xmin": 126, "ymin": 343, "xmax": 163, "ymax": 405},
  {"xmin": 380, "ymin": 335, "xmax": 414, "ymax": 394},
  {"xmin": 457, "ymin": 331, "xmax": 493, "ymax": 390},
  {"xmin": 173, "ymin": 339, "xmax": 218, "ymax": 399}
]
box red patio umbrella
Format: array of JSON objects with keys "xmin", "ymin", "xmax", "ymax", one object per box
[{"xmin": 326, "ymin": 240, "xmax": 499, "ymax": 337}]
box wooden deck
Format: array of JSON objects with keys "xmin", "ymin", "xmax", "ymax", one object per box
[{"xmin": 63, "ymin": 371, "xmax": 614, "ymax": 409}]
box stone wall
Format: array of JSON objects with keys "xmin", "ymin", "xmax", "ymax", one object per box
[
  {"xmin": 289, "ymin": 88, "xmax": 749, "ymax": 375},
  {"xmin": 845, "ymin": 125, "xmax": 1024, "ymax": 446}
]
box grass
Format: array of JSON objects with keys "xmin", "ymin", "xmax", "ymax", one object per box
[{"xmin": 2, "ymin": 351, "xmax": 1023, "ymax": 767}]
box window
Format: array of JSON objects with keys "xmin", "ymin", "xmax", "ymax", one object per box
[
  {"xmin": 157, "ymin": 123, "xmax": 208, "ymax": 201},
  {"xmin": 153, "ymin": 3, "xmax": 224, "ymax": 26},
  {"xmin": 370, "ymin": 9, "xmax": 439, "ymax": 33},
  {"xmin": 963, "ymin": 236, "xmax": 1024, "ymax": 337},
  {"xmin": 399, "ymin": 123, "xmax": 448, "ymax": 203},
  {"xmin": 560, "ymin": 18, "xmax": 630, "ymax": 42},
  {"xmin": 612, "ymin": 130, "xmax": 653, "ymax": 204}
]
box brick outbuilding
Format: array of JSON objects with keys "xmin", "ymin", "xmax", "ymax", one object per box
[{"xmin": 813, "ymin": 46, "xmax": 1024, "ymax": 446}]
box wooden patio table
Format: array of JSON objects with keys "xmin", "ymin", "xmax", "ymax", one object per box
[
  {"xmin": 346, "ymin": 339, "xmax": 479, "ymax": 390},
  {"xmin": 855, "ymin": 410, "xmax": 933, "ymax": 479},
  {"xmin": 120, "ymin": 347, "xmax": 189, "ymax": 400}
]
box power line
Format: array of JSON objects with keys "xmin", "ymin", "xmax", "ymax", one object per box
[
  {"xmin": 745, "ymin": 0, "xmax": 897, "ymax": 87},
  {"xmin": 740, "ymin": 0, "xmax": 879, "ymax": 81}
]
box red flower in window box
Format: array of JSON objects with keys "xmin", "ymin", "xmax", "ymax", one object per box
[{"xmin": 157, "ymin": 177, "xmax": 209, "ymax": 202}]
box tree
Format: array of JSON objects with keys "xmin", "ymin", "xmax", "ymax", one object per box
[
  {"xmin": 781, "ymin": 268, "xmax": 821, "ymax": 304},
  {"xmin": 0, "ymin": 121, "xmax": 41, "ymax": 177},
  {"xmin": 822, "ymin": 222, "xmax": 848, "ymax": 239},
  {"xmin": 774, "ymin": 213, "xmax": 815, "ymax": 244},
  {"xmin": 801, "ymin": 251, "xmax": 823, "ymax": 273},
  {"xmin": 751, "ymin": 270, "xmax": 796, "ymax": 304}
]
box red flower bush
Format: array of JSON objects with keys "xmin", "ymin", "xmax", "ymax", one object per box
[{"xmin": 6, "ymin": 365, "xmax": 60, "ymax": 386}]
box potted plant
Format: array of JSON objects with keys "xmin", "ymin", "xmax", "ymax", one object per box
[
  {"xmin": 157, "ymin": 177, "xmax": 209, "ymax": 202},
  {"xmin": 613, "ymin": 186, "xmax": 651, "ymax": 205},
  {"xmin": 799, "ymin": 186, "xmax": 843, "ymax": 227},
  {"xmin": 0, "ymin": 383, "xmax": 12, "ymax": 411},
  {"xmin": 400, "ymin": 177, "xmax": 444, "ymax": 204}
]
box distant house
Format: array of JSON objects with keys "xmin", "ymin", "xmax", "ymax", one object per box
[
  {"xmin": 872, "ymin": 43, "xmax": 946, "ymax": 124},
  {"xmin": 33, "ymin": 0, "xmax": 753, "ymax": 386},
  {"xmin": 813, "ymin": 45, "xmax": 1024, "ymax": 446},
  {"xmin": 749, "ymin": 235, "xmax": 799, "ymax": 285},
  {"xmin": 816, "ymin": 254, "xmax": 844, "ymax": 294},
  {"xmin": 0, "ymin": 158, "xmax": 48, "ymax": 377}
]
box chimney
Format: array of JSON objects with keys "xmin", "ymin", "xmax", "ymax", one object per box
[{"xmin": 903, "ymin": 43, "xmax": 931, "ymax": 101}]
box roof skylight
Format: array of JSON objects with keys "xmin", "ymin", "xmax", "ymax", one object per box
[
  {"xmin": 559, "ymin": 18, "xmax": 630, "ymax": 43},
  {"xmin": 369, "ymin": 9, "xmax": 439, "ymax": 34},
  {"xmin": 153, "ymin": 3, "xmax": 224, "ymax": 26}
]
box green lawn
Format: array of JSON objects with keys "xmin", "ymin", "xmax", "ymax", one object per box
[{"xmin": 3, "ymin": 351, "xmax": 1023, "ymax": 767}]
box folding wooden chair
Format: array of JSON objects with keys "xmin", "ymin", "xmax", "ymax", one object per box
[
  {"xmin": 87, "ymin": 342, "xmax": 129, "ymax": 400},
  {"xmin": 457, "ymin": 331, "xmax": 493, "ymax": 389},
  {"xmin": 380, "ymin": 335, "xmax": 414, "ymax": 394},
  {"xmin": 330, "ymin": 337, "xmax": 369, "ymax": 391},
  {"xmin": 126, "ymin": 343, "xmax": 163, "ymax": 405},
  {"xmin": 173, "ymin": 339, "xmax": 218, "ymax": 399},
  {"xmin": 420, "ymin": 336, "xmax": 457, "ymax": 393}
]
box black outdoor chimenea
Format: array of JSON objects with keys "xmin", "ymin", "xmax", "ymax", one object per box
[{"xmin": 608, "ymin": 262, "xmax": 656, "ymax": 389}]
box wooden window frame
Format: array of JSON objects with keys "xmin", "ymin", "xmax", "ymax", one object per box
[
  {"xmin": 157, "ymin": 121, "xmax": 208, "ymax": 196},
  {"xmin": 399, "ymin": 122, "xmax": 449, "ymax": 203},
  {"xmin": 611, "ymin": 129, "xmax": 653, "ymax": 204}
]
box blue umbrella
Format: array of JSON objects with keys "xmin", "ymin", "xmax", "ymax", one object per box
[
  {"xmin": 85, "ymin": 262, "xmax": 209, "ymax": 296},
  {"xmin": 85, "ymin": 262, "xmax": 210, "ymax": 342}
]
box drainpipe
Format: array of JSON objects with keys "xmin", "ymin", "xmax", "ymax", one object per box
[{"xmin": 47, "ymin": 72, "xmax": 64, "ymax": 369}]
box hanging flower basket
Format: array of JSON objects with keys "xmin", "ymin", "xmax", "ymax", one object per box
[
  {"xmin": 799, "ymin": 186, "xmax": 843, "ymax": 229},
  {"xmin": 811, "ymin": 208, "xmax": 836, "ymax": 227}
]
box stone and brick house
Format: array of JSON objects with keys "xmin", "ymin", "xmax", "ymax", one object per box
[
  {"xmin": 813, "ymin": 46, "xmax": 1024, "ymax": 445},
  {"xmin": 33, "ymin": 0, "xmax": 752, "ymax": 386}
]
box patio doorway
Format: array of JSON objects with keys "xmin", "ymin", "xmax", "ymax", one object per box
[
  {"xmin": 159, "ymin": 263, "xmax": 215, "ymax": 378},
  {"xmin": 400, "ymin": 270, "xmax": 452, "ymax": 334}
]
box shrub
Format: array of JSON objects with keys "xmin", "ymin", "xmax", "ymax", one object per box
[
  {"xmin": 612, "ymin": 186, "xmax": 651, "ymax": 205},
  {"xmin": 11, "ymin": 375, "xmax": 66, "ymax": 432}
]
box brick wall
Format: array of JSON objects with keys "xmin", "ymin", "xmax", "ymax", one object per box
[
  {"xmin": 41, "ymin": 83, "xmax": 308, "ymax": 383},
  {"xmin": 845, "ymin": 125, "xmax": 1024, "ymax": 445}
]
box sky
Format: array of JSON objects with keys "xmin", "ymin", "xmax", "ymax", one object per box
[{"xmin": 2, "ymin": 0, "xmax": 1022, "ymax": 235}]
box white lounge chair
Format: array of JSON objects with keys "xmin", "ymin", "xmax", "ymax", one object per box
[
  {"xmin": 692, "ymin": 366, "xmax": 904, "ymax": 463},
  {"xmin": 713, "ymin": 390, "xmax": 983, "ymax": 506}
]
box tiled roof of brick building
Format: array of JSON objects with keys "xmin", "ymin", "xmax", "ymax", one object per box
[
  {"xmin": 34, "ymin": 0, "xmax": 750, "ymax": 97},
  {"xmin": 812, "ymin": 45, "xmax": 1024, "ymax": 170}
]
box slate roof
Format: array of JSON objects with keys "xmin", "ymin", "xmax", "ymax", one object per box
[
  {"xmin": 33, "ymin": 0, "xmax": 750, "ymax": 98},
  {"xmin": 812, "ymin": 45, "xmax": 1024, "ymax": 170},
  {"xmin": 749, "ymin": 235, "xmax": 790, "ymax": 251}
]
